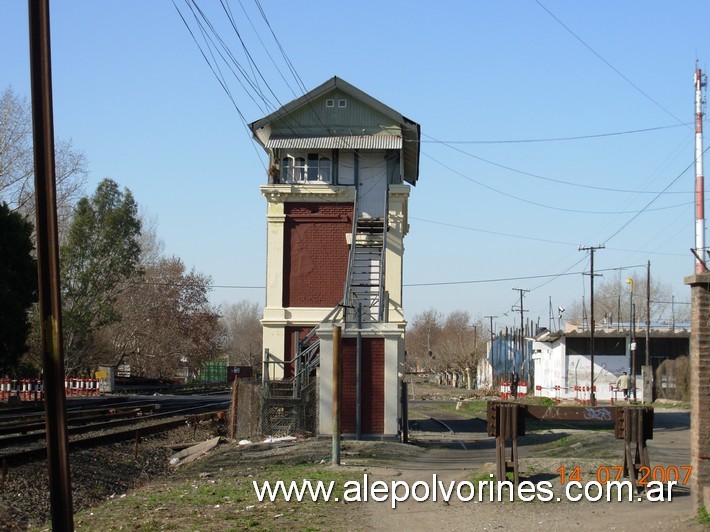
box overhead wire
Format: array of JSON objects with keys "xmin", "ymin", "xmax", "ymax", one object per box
[
  {"xmin": 424, "ymin": 132, "xmax": 690, "ymax": 195},
  {"xmin": 602, "ymin": 145, "xmax": 710, "ymax": 244},
  {"xmin": 422, "ymin": 151, "xmax": 691, "ymax": 214},
  {"xmin": 416, "ymin": 122, "xmax": 690, "ymax": 144},
  {"xmin": 185, "ymin": 0, "xmax": 274, "ymax": 113},
  {"xmin": 218, "ymin": 0, "xmax": 287, "ymax": 112},
  {"xmin": 535, "ymin": 0, "xmax": 688, "ymax": 128},
  {"xmin": 236, "ymin": 0, "xmax": 300, "ymax": 99},
  {"xmin": 404, "ymin": 264, "xmax": 645, "ymax": 288}
]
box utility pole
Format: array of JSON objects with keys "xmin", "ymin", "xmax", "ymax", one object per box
[
  {"xmin": 28, "ymin": 1, "xmax": 74, "ymax": 530},
  {"xmin": 694, "ymin": 65, "xmax": 707, "ymax": 273},
  {"xmin": 512, "ymin": 288, "xmax": 529, "ymax": 382},
  {"xmin": 646, "ymin": 261, "xmax": 651, "ymax": 366},
  {"xmin": 579, "ymin": 245, "xmax": 604, "ymax": 406},
  {"xmin": 484, "ymin": 315, "xmax": 498, "ymax": 384}
]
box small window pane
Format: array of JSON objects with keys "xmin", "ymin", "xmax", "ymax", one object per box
[
  {"xmin": 281, "ymin": 157, "xmax": 292, "ymax": 181},
  {"xmin": 294, "ymin": 157, "xmax": 306, "ymax": 181},
  {"xmin": 319, "ymin": 157, "xmax": 331, "ymax": 182},
  {"xmin": 307, "ymin": 154, "xmax": 319, "ymax": 181}
]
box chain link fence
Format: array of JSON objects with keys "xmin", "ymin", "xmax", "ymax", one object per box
[{"xmin": 260, "ymin": 377, "xmax": 319, "ymax": 437}]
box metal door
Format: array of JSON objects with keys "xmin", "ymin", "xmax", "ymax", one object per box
[{"xmin": 357, "ymin": 152, "xmax": 387, "ymax": 218}]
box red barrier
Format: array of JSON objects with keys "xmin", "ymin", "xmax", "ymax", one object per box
[{"xmin": 500, "ymin": 381, "xmax": 510, "ymax": 400}]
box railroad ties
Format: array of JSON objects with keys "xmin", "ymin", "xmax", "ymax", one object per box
[{"xmin": 486, "ymin": 401, "xmax": 653, "ymax": 490}]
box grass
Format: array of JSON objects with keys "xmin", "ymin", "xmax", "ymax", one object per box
[
  {"xmin": 651, "ymin": 399, "xmax": 690, "ymax": 409},
  {"xmin": 71, "ymin": 458, "xmax": 356, "ymax": 531}
]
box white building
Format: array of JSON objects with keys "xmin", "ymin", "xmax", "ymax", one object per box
[{"xmin": 531, "ymin": 325, "xmax": 689, "ymax": 403}]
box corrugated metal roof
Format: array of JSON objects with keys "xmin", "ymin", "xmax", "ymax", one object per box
[{"xmin": 266, "ymin": 135, "xmax": 402, "ymax": 150}]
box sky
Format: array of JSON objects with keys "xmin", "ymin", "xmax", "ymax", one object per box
[{"xmin": 2, "ymin": 1, "xmax": 708, "ymax": 333}]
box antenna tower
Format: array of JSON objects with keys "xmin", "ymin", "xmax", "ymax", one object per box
[{"xmin": 695, "ymin": 65, "xmax": 707, "ymax": 273}]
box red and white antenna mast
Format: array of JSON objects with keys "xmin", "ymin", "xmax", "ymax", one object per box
[{"xmin": 694, "ymin": 65, "xmax": 707, "ymax": 273}]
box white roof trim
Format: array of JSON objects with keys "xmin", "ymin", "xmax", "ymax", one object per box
[{"xmin": 266, "ymin": 135, "xmax": 402, "ymax": 150}]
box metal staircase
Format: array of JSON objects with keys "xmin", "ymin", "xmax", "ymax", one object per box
[{"xmin": 346, "ymin": 217, "xmax": 386, "ymax": 323}]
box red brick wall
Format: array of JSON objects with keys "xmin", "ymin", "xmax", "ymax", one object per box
[
  {"xmin": 283, "ymin": 203, "xmax": 352, "ymax": 308},
  {"xmin": 340, "ymin": 337, "xmax": 384, "ymax": 434},
  {"xmin": 687, "ymin": 274, "xmax": 710, "ymax": 512}
]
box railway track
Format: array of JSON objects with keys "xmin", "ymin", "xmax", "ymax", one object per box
[{"xmin": 0, "ymin": 395, "xmax": 231, "ymax": 465}]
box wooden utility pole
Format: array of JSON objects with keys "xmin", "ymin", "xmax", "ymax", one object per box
[
  {"xmin": 512, "ymin": 289, "xmax": 529, "ymax": 381},
  {"xmin": 484, "ymin": 315, "xmax": 497, "ymax": 384},
  {"xmin": 579, "ymin": 245, "xmax": 604, "ymax": 406},
  {"xmin": 28, "ymin": 1, "xmax": 74, "ymax": 530},
  {"xmin": 646, "ymin": 261, "xmax": 651, "ymax": 366}
]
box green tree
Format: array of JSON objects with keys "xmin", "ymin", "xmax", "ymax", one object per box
[
  {"xmin": 0, "ymin": 203, "xmax": 36, "ymax": 372},
  {"xmin": 61, "ymin": 179, "xmax": 141, "ymax": 372}
]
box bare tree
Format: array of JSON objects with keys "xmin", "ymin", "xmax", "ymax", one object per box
[
  {"xmin": 137, "ymin": 209, "xmax": 165, "ymax": 267},
  {"xmin": 567, "ymin": 270, "xmax": 684, "ymax": 327},
  {"xmin": 92, "ymin": 257, "xmax": 221, "ymax": 379},
  {"xmin": 405, "ymin": 309, "xmax": 487, "ymax": 388},
  {"xmin": 404, "ymin": 308, "xmax": 442, "ymax": 372},
  {"xmin": 220, "ymin": 300, "xmax": 262, "ymax": 368},
  {"xmin": 0, "ymin": 87, "xmax": 88, "ymax": 234}
]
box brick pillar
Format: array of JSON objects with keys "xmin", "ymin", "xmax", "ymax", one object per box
[{"xmin": 685, "ymin": 273, "xmax": 710, "ymax": 512}]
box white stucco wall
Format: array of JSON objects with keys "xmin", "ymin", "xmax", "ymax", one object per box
[{"xmin": 532, "ymin": 339, "xmax": 645, "ymax": 402}]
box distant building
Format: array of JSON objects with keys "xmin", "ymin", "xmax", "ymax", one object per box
[
  {"xmin": 531, "ymin": 324, "xmax": 689, "ymax": 402},
  {"xmin": 250, "ymin": 77, "xmax": 420, "ymax": 437}
]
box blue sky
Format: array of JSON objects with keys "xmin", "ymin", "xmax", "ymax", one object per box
[{"xmin": 2, "ymin": 1, "xmax": 707, "ymax": 332}]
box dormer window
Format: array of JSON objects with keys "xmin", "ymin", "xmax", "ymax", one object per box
[{"xmin": 281, "ymin": 152, "xmax": 331, "ymax": 183}]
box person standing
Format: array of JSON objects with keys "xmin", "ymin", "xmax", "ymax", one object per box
[
  {"xmin": 616, "ymin": 371, "xmax": 630, "ymax": 400},
  {"xmin": 510, "ymin": 371, "xmax": 520, "ymax": 399}
]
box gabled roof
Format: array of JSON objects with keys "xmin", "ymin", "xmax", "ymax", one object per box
[{"xmin": 250, "ymin": 77, "xmax": 420, "ymax": 184}]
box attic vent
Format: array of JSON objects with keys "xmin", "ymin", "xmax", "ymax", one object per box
[
  {"xmin": 338, "ymin": 99, "xmax": 347, "ymax": 108},
  {"xmin": 326, "ymin": 99, "xmax": 334, "ymax": 108}
]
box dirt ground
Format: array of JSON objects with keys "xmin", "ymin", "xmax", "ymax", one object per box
[
  {"xmin": 336, "ymin": 387, "xmax": 704, "ymax": 531},
  {"xmin": 18, "ymin": 384, "xmax": 702, "ymax": 531}
]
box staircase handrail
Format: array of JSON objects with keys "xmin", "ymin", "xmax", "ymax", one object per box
[
  {"xmin": 343, "ymin": 188, "xmax": 359, "ymax": 307},
  {"xmin": 376, "ymin": 183, "xmax": 389, "ymax": 321}
]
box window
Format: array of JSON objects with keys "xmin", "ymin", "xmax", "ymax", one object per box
[
  {"xmin": 280, "ymin": 153, "xmax": 331, "ymax": 183},
  {"xmin": 281, "ymin": 157, "xmax": 291, "ymax": 181},
  {"xmin": 293, "ymin": 157, "xmax": 306, "ymax": 182},
  {"xmin": 326, "ymin": 99, "xmax": 335, "ymax": 108},
  {"xmin": 338, "ymin": 99, "xmax": 347, "ymax": 108},
  {"xmin": 318, "ymin": 156, "xmax": 331, "ymax": 182}
]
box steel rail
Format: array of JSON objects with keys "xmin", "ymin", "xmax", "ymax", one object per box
[{"xmin": 0, "ymin": 410, "xmax": 226, "ymax": 466}]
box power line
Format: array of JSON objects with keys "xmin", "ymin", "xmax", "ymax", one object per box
[
  {"xmin": 603, "ymin": 145, "xmax": 710, "ymax": 244},
  {"xmin": 415, "ymin": 123, "xmax": 690, "ymax": 144},
  {"xmin": 411, "ymin": 216, "xmax": 687, "ymax": 257},
  {"xmin": 423, "ymin": 132, "xmax": 690, "ymax": 195},
  {"xmin": 404, "ymin": 264, "xmax": 645, "ymax": 287},
  {"xmin": 535, "ymin": 0, "xmax": 688, "ymax": 127},
  {"xmin": 422, "ymin": 151, "xmax": 692, "ymax": 214}
]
